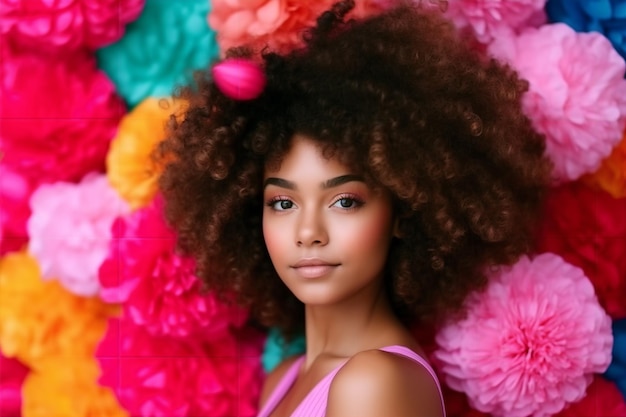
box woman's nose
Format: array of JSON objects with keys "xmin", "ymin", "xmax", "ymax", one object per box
[{"xmin": 296, "ymin": 208, "xmax": 328, "ymax": 247}]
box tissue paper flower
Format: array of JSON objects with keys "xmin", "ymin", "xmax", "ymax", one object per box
[
  {"xmin": 488, "ymin": 24, "xmax": 626, "ymax": 183},
  {"xmin": 546, "ymin": 0, "xmax": 626, "ymax": 61},
  {"xmin": 554, "ymin": 375, "xmax": 626, "ymax": 417},
  {"xmin": 434, "ymin": 253, "xmax": 613, "ymax": 417},
  {"xmin": 0, "ymin": 0, "xmax": 144, "ymax": 54},
  {"xmin": 0, "ymin": 251, "xmax": 119, "ymax": 368},
  {"xmin": 107, "ymin": 97, "xmax": 187, "ymax": 210},
  {"xmin": 584, "ymin": 130, "xmax": 626, "ymax": 198},
  {"xmin": 27, "ymin": 173, "xmax": 129, "ymax": 297},
  {"xmin": 22, "ymin": 358, "xmax": 128, "ymax": 417},
  {"xmin": 97, "ymin": 319, "xmax": 264, "ymax": 417},
  {"xmin": 0, "ymin": 165, "xmax": 33, "ymax": 255},
  {"xmin": 445, "ymin": 0, "xmax": 546, "ymax": 43},
  {"xmin": 0, "ymin": 352, "xmax": 29, "ymax": 417},
  {"xmin": 209, "ymin": 0, "xmax": 386, "ymax": 54},
  {"xmin": 97, "ymin": 0, "xmax": 217, "ymax": 108},
  {"xmin": 98, "ymin": 197, "xmax": 246, "ymax": 338},
  {"xmin": 535, "ymin": 181, "xmax": 626, "ymax": 318},
  {"xmin": 604, "ymin": 318, "xmax": 626, "ymax": 398},
  {"xmin": 0, "ymin": 44, "xmax": 125, "ymax": 184}
]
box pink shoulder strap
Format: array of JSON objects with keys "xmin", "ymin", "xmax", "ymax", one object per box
[
  {"xmin": 258, "ymin": 345, "xmax": 446, "ymax": 417},
  {"xmin": 379, "ymin": 345, "xmax": 447, "ymax": 417},
  {"xmin": 256, "ymin": 356, "xmax": 306, "ymax": 417}
]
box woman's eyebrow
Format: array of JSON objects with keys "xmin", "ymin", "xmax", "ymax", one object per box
[
  {"xmin": 322, "ymin": 174, "xmax": 364, "ymax": 189},
  {"xmin": 263, "ymin": 174, "xmax": 364, "ymax": 190},
  {"xmin": 264, "ymin": 177, "xmax": 296, "ymax": 190}
]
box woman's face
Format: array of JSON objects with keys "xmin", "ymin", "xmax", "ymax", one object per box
[{"xmin": 262, "ymin": 134, "xmax": 396, "ymax": 306}]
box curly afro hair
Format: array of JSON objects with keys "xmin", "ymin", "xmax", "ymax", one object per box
[{"xmin": 158, "ymin": 0, "xmax": 552, "ymax": 335}]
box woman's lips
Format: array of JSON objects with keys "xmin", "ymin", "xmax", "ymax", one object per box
[{"xmin": 291, "ymin": 259, "xmax": 340, "ymax": 279}]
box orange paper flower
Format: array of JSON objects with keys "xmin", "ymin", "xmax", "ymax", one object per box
[
  {"xmin": 0, "ymin": 252, "xmax": 119, "ymax": 368},
  {"xmin": 584, "ymin": 130, "xmax": 626, "ymax": 198},
  {"xmin": 106, "ymin": 97, "xmax": 187, "ymax": 210},
  {"xmin": 22, "ymin": 358, "xmax": 128, "ymax": 417}
]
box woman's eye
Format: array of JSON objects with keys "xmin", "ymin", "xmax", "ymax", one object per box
[
  {"xmin": 270, "ymin": 199, "xmax": 294, "ymax": 211},
  {"xmin": 332, "ymin": 197, "xmax": 362, "ymax": 209}
]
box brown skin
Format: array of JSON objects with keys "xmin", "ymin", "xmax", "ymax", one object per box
[
  {"xmin": 157, "ymin": 0, "xmax": 552, "ymax": 414},
  {"xmin": 259, "ymin": 136, "xmax": 442, "ymax": 416}
]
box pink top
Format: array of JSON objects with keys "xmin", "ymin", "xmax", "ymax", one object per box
[{"xmin": 257, "ymin": 345, "xmax": 446, "ymax": 417}]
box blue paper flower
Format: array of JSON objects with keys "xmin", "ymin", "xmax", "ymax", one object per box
[
  {"xmin": 604, "ymin": 318, "xmax": 626, "ymax": 397},
  {"xmin": 96, "ymin": 0, "xmax": 218, "ymax": 108},
  {"xmin": 261, "ymin": 327, "xmax": 306, "ymax": 373},
  {"xmin": 546, "ymin": 0, "xmax": 626, "ymax": 60}
]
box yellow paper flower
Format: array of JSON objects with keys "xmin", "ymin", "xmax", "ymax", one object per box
[
  {"xmin": 584, "ymin": 131, "xmax": 626, "ymax": 198},
  {"xmin": 0, "ymin": 252, "xmax": 119, "ymax": 368},
  {"xmin": 22, "ymin": 358, "xmax": 128, "ymax": 417},
  {"xmin": 106, "ymin": 97, "xmax": 187, "ymax": 210}
]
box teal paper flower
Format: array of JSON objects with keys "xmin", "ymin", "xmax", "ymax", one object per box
[
  {"xmin": 96, "ymin": 0, "xmax": 218, "ymax": 108},
  {"xmin": 261, "ymin": 328, "xmax": 306, "ymax": 373}
]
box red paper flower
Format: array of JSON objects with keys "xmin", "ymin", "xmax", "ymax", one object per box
[
  {"xmin": 535, "ymin": 181, "xmax": 626, "ymax": 318},
  {"xmin": 97, "ymin": 318, "xmax": 265, "ymax": 417},
  {"xmin": 0, "ymin": 352, "xmax": 29, "ymax": 417},
  {"xmin": 99, "ymin": 197, "xmax": 247, "ymax": 338},
  {"xmin": 554, "ymin": 376, "xmax": 626, "ymax": 417},
  {"xmin": 0, "ymin": 43, "xmax": 125, "ymax": 184},
  {"xmin": 0, "ymin": 165, "xmax": 33, "ymax": 255},
  {"xmin": 0, "ymin": 0, "xmax": 145, "ymax": 54}
]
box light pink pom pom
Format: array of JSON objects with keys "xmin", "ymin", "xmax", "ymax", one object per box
[
  {"xmin": 434, "ymin": 253, "xmax": 613, "ymax": 417},
  {"xmin": 212, "ymin": 59, "xmax": 266, "ymax": 101},
  {"xmin": 489, "ymin": 24, "xmax": 626, "ymax": 183},
  {"xmin": 445, "ymin": 0, "xmax": 546, "ymax": 44},
  {"xmin": 27, "ymin": 173, "xmax": 129, "ymax": 297}
]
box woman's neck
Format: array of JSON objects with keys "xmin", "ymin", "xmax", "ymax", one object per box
[{"xmin": 302, "ymin": 281, "xmax": 401, "ymax": 367}]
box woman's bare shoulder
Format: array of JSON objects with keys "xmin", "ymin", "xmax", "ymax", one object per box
[
  {"xmin": 326, "ymin": 349, "xmax": 444, "ymax": 417},
  {"xmin": 259, "ymin": 355, "xmax": 302, "ymax": 408}
]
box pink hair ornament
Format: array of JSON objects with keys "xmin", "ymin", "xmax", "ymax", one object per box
[{"xmin": 211, "ymin": 58, "xmax": 267, "ymax": 101}]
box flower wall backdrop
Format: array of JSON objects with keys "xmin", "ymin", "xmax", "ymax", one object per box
[{"xmin": 0, "ymin": 0, "xmax": 625, "ymax": 416}]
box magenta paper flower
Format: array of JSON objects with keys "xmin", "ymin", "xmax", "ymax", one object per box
[
  {"xmin": 98, "ymin": 197, "xmax": 247, "ymax": 338},
  {"xmin": 0, "ymin": 165, "xmax": 33, "ymax": 255},
  {"xmin": 0, "ymin": 43, "xmax": 125, "ymax": 184},
  {"xmin": 0, "ymin": 352, "xmax": 29, "ymax": 417},
  {"xmin": 434, "ymin": 253, "xmax": 613, "ymax": 417},
  {"xmin": 445, "ymin": 0, "xmax": 546, "ymax": 44},
  {"xmin": 27, "ymin": 173, "xmax": 129, "ymax": 297},
  {"xmin": 209, "ymin": 0, "xmax": 385, "ymax": 54},
  {"xmin": 97, "ymin": 318, "xmax": 264, "ymax": 417},
  {"xmin": 0, "ymin": 0, "xmax": 144, "ymax": 54},
  {"xmin": 488, "ymin": 24, "xmax": 626, "ymax": 183}
]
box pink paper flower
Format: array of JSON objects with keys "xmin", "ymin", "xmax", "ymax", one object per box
[
  {"xmin": 0, "ymin": 165, "xmax": 33, "ymax": 255},
  {"xmin": 445, "ymin": 0, "xmax": 546, "ymax": 44},
  {"xmin": 0, "ymin": 0, "xmax": 145, "ymax": 54},
  {"xmin": 98, "ymin": 197, "xmax": 247, "ymax": 338},
  {"xmin": 208, "ymin": 0, "xmax": 386, "ymax": 54},
  {"xmin": 434, "ymin": 253, "xmax": 613, "ymax": 417},
  {"xmin": 489, "ymin": 24, "xmax": 626, "ymax": 183},
  {"xmin": 97, "ymin": 318, "xmax": 264, "ymax": 417},
  {"xmin": 27, "ymin": 173, "xmax": 129, "ymax": 297},
  {"xmin": 0, "ymin": 43, "xmax": 125, "ymax": 184},
  {"xmin": 0, "ymin": 352, "xmax": 29, "ymax": 417}
]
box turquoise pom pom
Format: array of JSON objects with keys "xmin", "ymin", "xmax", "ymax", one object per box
[
  {"xmin": 97, "ymin": 0, "xmax": 219, "ymax": 108},
  {"xmin": 261, "ymin": 328, "xmax": 306, "ymax": 373}
]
